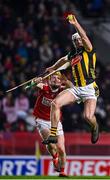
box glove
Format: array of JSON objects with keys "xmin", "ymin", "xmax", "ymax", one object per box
[{"xmin": 25, "ymin": 81, "xmax": 36, "ymax": 90}]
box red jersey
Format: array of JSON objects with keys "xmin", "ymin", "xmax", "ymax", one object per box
[{"xmin": 33, "ymin": 85, "xmax": 62, "ymax": 121}]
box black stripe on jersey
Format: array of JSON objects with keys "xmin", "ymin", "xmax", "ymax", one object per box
[
  {"xmin": 81, "ymin": 58, "xmax": 88, "ymax": 82},
  {"xmin": 74, "ymin": 65, "xmax": 81, "ymax": 86},
  {"xmin": 88, "ymin": 52, "xmax": 96, "ymax": 80}
]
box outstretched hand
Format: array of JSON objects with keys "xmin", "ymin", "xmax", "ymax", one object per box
[
  {"xmin": 24, "ymin": 77, "xmax": 43, "ymax": 90},
  {"xmin": 66, "ymin": 14, "xmax": 78, "ymax": 25},
  {"xmin": 32, "ymin": 77, "xmax": 42, "ymax": 84}
]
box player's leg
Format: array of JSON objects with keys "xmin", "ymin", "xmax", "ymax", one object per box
[
  {"xmin": 57, "ymin": 134, "xmax": 68, "ymax": 177},
  {"xmin": 83, "ymin": 99, "xmax": 99, "ymax": 143},
  {"xmin": 40, "ymin": 129, "xmax": 57, "ymax": 155},
  {"xmin": 40, "ymin": 129, "xmax": 60, "ymax": 171},
  {"xmin": 36, "ymin": 120, "xmax": 60, "ymax": 171},
  {"xmin": 51, "ymin": 89, "xmax": 76, "ymax": 128},
  {"xmin": 43, "ymin": 89, "xmax": 77, "ymax": 144}
]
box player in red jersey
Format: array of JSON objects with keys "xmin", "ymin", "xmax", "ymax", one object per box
[{"xmin": 31, "ymin": 72, "xmax": 71, "ymax": 177}]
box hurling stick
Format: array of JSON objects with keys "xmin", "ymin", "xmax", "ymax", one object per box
[
  {"xmin": 6, "ymin": 62, "xmax": 70, "ymax": 93},
  {"xmin": 25, "ymin": 62, "xmax": 70, "ymax": 90},
  {"xmin": 6, "ymin": 77, "xmax": 38, "ymax": 93},
  {"xmin": 6, "ymin": 71, "xmax": 49, "ymax": 93}
]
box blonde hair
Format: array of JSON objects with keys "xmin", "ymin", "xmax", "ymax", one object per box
[
  {"xmin": 48, "ymin": 71, "xmax": 62, "ymax": 80},
  {"xmin": 53, "ymin": 71, "xmax": 61, "ymax": 77}
]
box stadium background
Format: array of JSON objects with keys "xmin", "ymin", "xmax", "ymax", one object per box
[{"xmin": 0, "ymin": 0, "xmax": 110, "ymax": 176}]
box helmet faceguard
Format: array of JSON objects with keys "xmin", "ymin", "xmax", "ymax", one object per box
[
  {"xmin": 72, "ymin": 32, "xmax": 81, "ymax": 41},
  {"xmin": 72, "ymin": 33, "xmax": 83, "ymax": 50}
]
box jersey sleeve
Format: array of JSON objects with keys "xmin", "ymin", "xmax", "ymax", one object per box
[
  {"xmin": 67, "ymin": 52, "xmax": 71, "ymax": 61},
  {"xmin": 43, "ymin": 85, "xmax": 49, "ymax": 91}
]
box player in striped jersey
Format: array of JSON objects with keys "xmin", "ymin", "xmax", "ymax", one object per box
[{"xmin": 42, "ymin": 14, "xmax": 99, "ymax": 145}]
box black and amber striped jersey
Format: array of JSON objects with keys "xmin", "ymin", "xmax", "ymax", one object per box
[{"xmin": 67, "ymin": 47, "xmax": 96, "ymax": 87}]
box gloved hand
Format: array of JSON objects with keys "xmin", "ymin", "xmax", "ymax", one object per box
[{"xmin": 25, "ymin": 77, "xmax": 42, "ymax": 90}]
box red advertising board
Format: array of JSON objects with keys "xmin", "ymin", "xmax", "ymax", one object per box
[{"xmin": 42, "ymin": 156, "xmax": 110, "ymax": 176}]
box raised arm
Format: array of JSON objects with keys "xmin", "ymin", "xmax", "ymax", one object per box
[
  {"xmin": 46, "ymin": 55, "xmax": 70, "ymax": 72},
  {"xmin": 25, "ymin": 77, "xmax": 44, "ymax": 90},
  {"xmin": 67, "ymin": 14, "xmax": 93, "ymax": 52}
]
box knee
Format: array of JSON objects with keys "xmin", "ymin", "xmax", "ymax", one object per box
[
  {"xmin": 59, "ymin": 148, "xmax": 64, "ymax": 156},
  {"xmin": 83, "ymin": 112, "xmax": 94, "ymax": 122},
  {"xmin": 48, "ymin": 144, "xmax": 56, "ymax": 151},
  {"xmin": 57, "ymin": 145, "xmax": 65, "ymax": 156}
]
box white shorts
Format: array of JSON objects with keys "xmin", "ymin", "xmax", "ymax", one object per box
[
  {"xmin": 67, "ymin": 82, "xmax": 99, "ymax": 103},
  {"xmin": 35, "ymin": 118, "xmax": 64, "ymax": 136}
]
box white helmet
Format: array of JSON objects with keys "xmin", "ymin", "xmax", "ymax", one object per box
[{"xmin": 72, "ymin": 32, "xmax": 80, "ymax": 41}]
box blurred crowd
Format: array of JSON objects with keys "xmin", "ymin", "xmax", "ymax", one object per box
[
  {"xmin": 0, "ymin": 0, "xmax": 110, "ymax": 133},
  {"xmin": 74, "ymin": 0, "xmax": 109, "ymax": 18}
]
